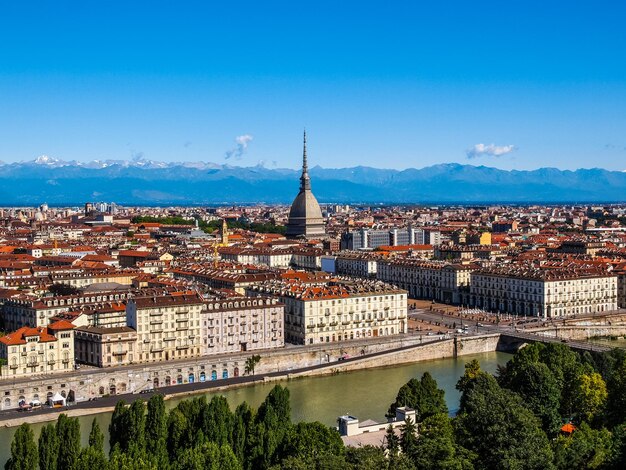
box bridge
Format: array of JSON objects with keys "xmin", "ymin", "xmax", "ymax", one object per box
[{"xmin": 498, "ymin": 330, "xmax": 611, "ymax": 354}]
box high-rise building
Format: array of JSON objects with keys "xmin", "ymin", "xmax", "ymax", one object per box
[{"xmin": 285, "ymin": 131, "xmax": 326, "ymax": 239}]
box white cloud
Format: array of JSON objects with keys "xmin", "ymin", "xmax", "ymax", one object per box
[
  {"xmin": 466, "ymin": 143, "xmax": 516, "ymax": 159},
  {"xmin": 225, "ymin": 134, "xmax": 254, "ymax": 160}
]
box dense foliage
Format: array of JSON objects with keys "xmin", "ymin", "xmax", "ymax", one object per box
[{"xmin": 382, "ymin": 344, "xmax": 626, "ymax": 470}]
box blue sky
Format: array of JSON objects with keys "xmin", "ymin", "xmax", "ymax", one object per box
[{"xmin": 1, "ymin": 1, "xmax": 625, "ymax": 170}]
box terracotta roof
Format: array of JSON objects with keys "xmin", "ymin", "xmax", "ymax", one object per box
[{"xmin": 47, "ymin": 320, "xmax": 76, "ymax": 331}]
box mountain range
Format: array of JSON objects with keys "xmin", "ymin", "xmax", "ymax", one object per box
[{"xmin": 0, "ymin": 156, "xmax": 624, "ymax": 205}]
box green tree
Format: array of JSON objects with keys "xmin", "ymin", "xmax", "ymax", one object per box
[
  {"xmin": 146, "ymin": 394, "xmax": 169, "ymax": 466},
  {"xmin": 201, "ymin": 395, "xmax": 233, "ymax": 446},
  {"xmin": 606, "ymin": 358, "xmax": 626, "ymax": 426},
  {"xmin": 506, "ymin": 362, "xmax": 562, "ymax": 434},
  {"xmin": 251, "ymin": 385, "xmax": 292, "ymax": 468},
  {"xmin": 56, "ymin": 414, "xmax": 81, "ymax": 470},
  {"xmin": 87, "ymin": 419, "xmax": 104, "ymax": 454},
  {"xmin": 455, "ymin": 373, "xmax": 554, "ymax": 470},
  {"xmin": 126, "ymin": 399, "xmax": 147, "ymax": 455},
  {"xmin": 413, "ymin": 412, "xmax": 474, "ymax": 470},
  {"xmin": 553, "ymin": 422, "xmax": 611, "ymax": 470},
  {"xmin": 607, "ymin": 423, "xmax": 626, "ymax": 469},
  {"xmin": 284, "ymin": 422, "xmax": 345, "ymax": 462},
  {"xmin": 109, "ymin": 400, "xmax": 128, "ymax": 453},
  {"xmin": 384, "ymin": 424, "xmax": 400, "ymax": 458},
  {"xmin": 232, "ymin": 402, "xmax": 253, "ymax": 464},
  {"xmin": 6, "ymin": 423, "xmax": 38, "ymax": 470},
  {"xmin": 400, "ymin": 416, "xmax": 419, "ymax": 459},
  {"xmin": 387, "ymin": 372, "xmax": 447, "ymax": 421},
  {"xmin": 572, "ymin": 372, "xmax": 607, "ymax": 423},
  {"xmin": 38, "ymin": 423, "xmax": 59, "ymax": 470},
  {"xmin": 345, "ymin": 446, "xmax": 388, "ymax": 470},
  {"xmin": 245, "ymin": 355, "xmax": 261, "ymax": 375}
]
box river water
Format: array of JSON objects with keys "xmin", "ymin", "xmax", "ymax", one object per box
[{"xmin": 0, "ymin": 351, "xmax": 510, "ymax": 464}]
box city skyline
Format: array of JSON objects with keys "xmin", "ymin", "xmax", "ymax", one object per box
[{"xmin": 2, "ymin": 1, "xmax": 626, "ymax": 171}]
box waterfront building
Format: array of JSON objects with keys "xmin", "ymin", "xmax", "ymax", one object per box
[
  {"xmin": 469, "ymin": 264, "xmax": 618, "ymax": 317},
  {"xmin": 201, "ymin": 297, "xmax": 284, "ymax": 354},
  {"xmin": 248, "ymin": 278, "xmax": 407, "ymax": 345},
  {"xmin": 0, "ymin": 320, "xmax": 75, "ymax": 379},
  {"xmin": 377, "ymin": 259, "xmax": 474, "ymax": 304},
  {"xmin": 126, "ymin": 291, "xmax": 204, "ymax": 363},
  {"xmin": 74, "ymin": 326, "xmax": 137, "ymax": 367},
  {"xmin": 285, "ymin": 132, "xmax": 326, "ymax": 239}
]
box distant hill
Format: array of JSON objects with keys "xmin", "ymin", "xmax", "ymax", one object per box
[{"xmin": 0, "ymin": 157, "xmax": 624, "ymax": 204}]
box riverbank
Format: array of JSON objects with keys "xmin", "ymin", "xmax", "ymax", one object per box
[{"xmin": 0, "ymin": 333, "xmax": 500, "ymax": 427}]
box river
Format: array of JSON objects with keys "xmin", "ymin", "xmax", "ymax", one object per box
[{"xmin": 0, "ymin": 351, "xmax": 510, "ymax": 464}]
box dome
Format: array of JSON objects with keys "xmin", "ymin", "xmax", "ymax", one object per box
[
  {"xmin": 285, "ymin": 132, "xmax": 326, "ymax": 239},
  {"xmin": 288, "ymin": 190, "xmax": 323, "ymax": 222}
]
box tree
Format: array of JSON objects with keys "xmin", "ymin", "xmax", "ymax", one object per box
[
  {"xmin": 455, "ymin": 373, "xmax": 554, "ymax": 470},
  {"xmin": 400, "ymin": 416, "xmax": 419, "ymax": 459},
  {"xmin": 245, "ymin": 355, "xmax": 261, "ymax": 375},
  {"xmin": 386, "ymin": 372, "xmax": 447, "ymax": 421},
  {"xmin": 109, "ymin": 400, "xmax": 129, "ymax": 453},
  {"xmin": 146, "ymin": 394, "xmax": 168, "ymax": 466},
  {"xmin": 87, "ymin": 419, "xmax": 104, "ymax": 454},
  {"xmin": 126, "ymin": 399, "xmax": 147, "ymax": 455},
  {"xmin": 345, "ymin": 446, "xmax": 388, "ymax": 470},
  {"xmin": 6, "ymin": 423, "xmax": 38, "ymax": 470},
  {"xmin": 571, "ymin": 372, "xmax": 607, "ymax": 423},
  {"xmin": 56, "ymin": 414, "xmax": 81, "ymax": 470},
  {"xmin": 201, "ymin": 395, "xmax": 233, "ymax": 446},
  {"xmin": 412, "ymin": 412, "xmax": 474, "ymax": 470},
  {"xmin": 384, "ymin": 424, "xmax": 400, "ymax": 458},
  {"xmin": 553, "ymin": 422, "xmax": 611, "ymax": 470},
  {"xmin": 284, "ymin": 422, "xmax": 345, "ymax": 462},
  {"xmin": 232, "ymin": 402, "xmax": 253, "ymax": 464},
  {"xmin": 505, "ymin": 362, "xmax": 562, "ymax": 434},
  {"xmin": 38, "ymin": 423, "xmax": 59, "ymax": 470}
]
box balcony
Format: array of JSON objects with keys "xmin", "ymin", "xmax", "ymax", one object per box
[
  {"xmin": 176, "ymin": 317, "xmax": 190, "ymax": 323},
  {"xmin": 47, "ymin": 360, "xmax": 55, "ymax": 366},
  {"xmin": 112, "ymin": 350, "xmax": 128, "ymax": 356},
  {"xmin": 10, "ymin": 364, "xmax": 18, "ymax": 369},
  {"xmin": 149, "ymin": 311, "xmax": 163, "ymax": 317},
  {"xmin": 176, "ymin": 325, "xmax": 189, "ymax": 331},
  {"xmin": 150, "ymin": 320, "xmax": 163, "ymax": 325},
  {"xmin": 150, "ymin": 346, "xmax": 164, "ymax": 353},
  {"xmin": 164, "ymin": 337, "xmax": 176, "ymax": 342},
  {"xmin": 176, "ymin": 345, "xmax": 189, "ymax": 350},
  {"xmin": 317, "ymin": 323, "xmax": 325, "ymax": 328},
  {"xmin": 330, "ymin": 322, "xmax": 338, "ymax": 327},
  {"xmin": 306, "ymin": 325, "xmax": 315, "ymax": 330},
  {"xmin": 62, "ymin": 359, "xmax": 70, "ymax": 364},
  {"xmin": 342, "ymin": 321, "xmax": 350, "ymax": 325}
]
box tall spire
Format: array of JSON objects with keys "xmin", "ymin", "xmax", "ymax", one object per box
[{"xmin": 300, "ymin": 129, "xmax": 311, "ymax": 191}]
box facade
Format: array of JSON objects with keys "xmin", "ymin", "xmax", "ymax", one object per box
[
  {"xmin": 285, "ymin": 132, "xmax": 326, "ymax": 239},
  {"xmin": 201, "ymin": 297, "xmax": 284, "ymax": 354},
  {"xmin": 1, "ymin": 292, "xmax": 131, "ymax": 331},
  {"xmin": 335, "ymin": 252, "xmax": 379, "ymax": 278},
  {"xmin": 0, "ymin": 320, "xmax": 75, "ymax": 379},
  {"xmin": 377, "ymin": 259, "xmax": 474, "ymax": 304},
  {"xmin": 249, "ymin": 279, "xmax": 407, "ymax": 345},
  {"xmin": 126, "ymin": 291, "xmax": 204, "ymax": 363},
  {"xmin": 470, "ymin": 265, "xmax": 618, "ymax": 317},
  {"xmin": 74, "ymin": 326, "xmax": 137, "ymax": 367}
]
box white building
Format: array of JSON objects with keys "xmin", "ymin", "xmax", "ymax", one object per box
[
  {"xmin": 249, "ymin": 278, "xmax": 407, "ymax": 345},
  {"xmin": 470, "ymin": 265, "xmax": 618, "ymax": 317},
  {"xmin": 201, "ymin": 297, "xmax": 284, "ymax": 354},
  {"xmin": 126, "ymin": 291, "xmax": 204, "ymax": 363}
]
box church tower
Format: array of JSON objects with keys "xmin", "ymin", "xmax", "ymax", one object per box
[
  {"xmin": 285, "ymin": 131, "xmax": 326, "ymax": 239},
  {"xmin": 221, "ymin": 219, "xmax": 229, "ymax": 245}
]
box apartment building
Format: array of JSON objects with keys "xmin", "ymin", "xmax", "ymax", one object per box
[
  {"xmin": 470, "ymin": 265, "xmax": 618, "ymax": 317},
  {"xmin": 201, "ymin": 297, "xmax": 284, "ymax": 354},
  {"xmin": 74, "ymin": 326, "xmax": 138, "ymax": 367},
  {"xmin": 126, "ymin": 291, "xmax": 204, "ymax": 363},
  {"xmin": 377, "ymin": 259, "xmax": 475, "ymax": 304},
  {"xmin": 0, "ymin": 320, "xmax": 75, "ymax": 379},
  {"xmin": 249, "ymin": 279, "xmax": 407, "ymax": 345}
]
